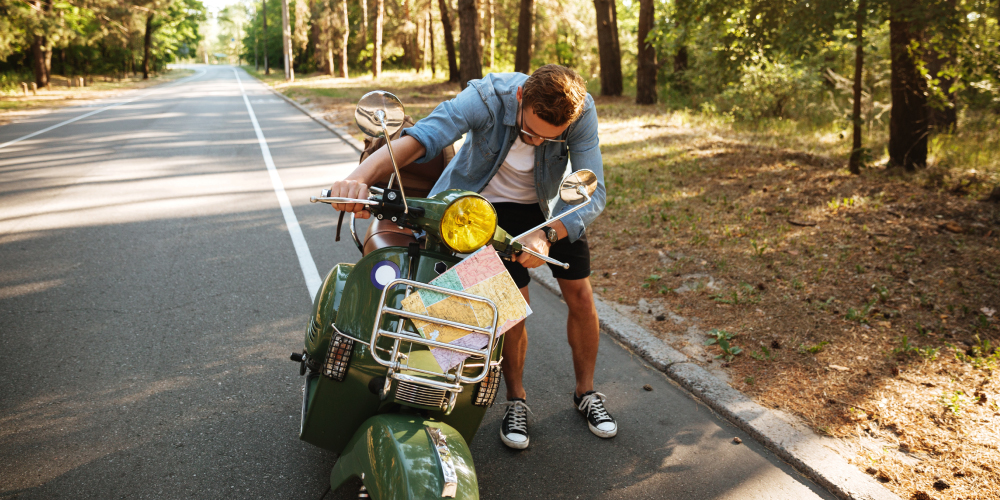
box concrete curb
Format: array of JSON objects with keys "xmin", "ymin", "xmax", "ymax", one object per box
[
  {"xmin": 528, "ymin": 266, "xmax": 901, "ymax": 500},
  {"xmin": 257, "ymin": 79, "xmax": 366, "ymax": 154}
]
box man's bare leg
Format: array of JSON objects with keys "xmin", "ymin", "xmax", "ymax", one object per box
[
  {"xmin": 501, "ymin": 286, "xmax": 531, "ymax": 400},
  {"xmin": 556, "ymin": 277, "xmax": 600, "ymax": 397}
]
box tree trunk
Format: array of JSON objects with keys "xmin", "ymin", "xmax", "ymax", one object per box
[
  {"xmin": 438, "ymin": 0, "xmax": 459, "ymax": 82},
  {"xmin": 281, "ymin": 0, "xmax": 294, "ymax": 81},
  {"xmin": 849, "ymin": 0, "xmax": 866, "ymax": 175},
  {"xmin": 888, "ymin": 3, "xmax": 928, "ymax": 171},
  {"xmin": 311, "ymin": 6, "xmax": 324, "ymax": 73},
  {"xmin": 373, "ymin": 0, "xmax": 384, "ymax": 78},
  {"xmin": 341, "ymin": 0, "xmax": 349, "ymax": 77},
  {"xmin": 31, "ymin": 35, "xmax": 49, "ymax": 88},
  {"xmin": 487, "ymin": 0, "xmax": 494, "ymax": 68},
  {"xmin": 429, "ymin": 10, "xmax": 436, "ymax": 76},
  {"xmin": 359, "ymin": 0, "xmax": 368, "ymax": 71},
  {"xmin": 45, "ymin": 46, "xmax": 52, "ymax": 81},
  {"xmin": 324, "ymin": 5, "xmax": 335, "ymax": 76},
  {"xmin": 514, "ymin": 0, "xmax": 532, "ymax": 73},
  {"xmin": 361, "ymin": 0, "xmax": 368, "ymax": 44},
  {"xmin": 143, "ymin": 13, "xmax": 155, "ymax": 80},
  {"xmin": 635, "ymin": 0, "xmax": 656, "ymax": 104},
  {"xmin": 327, "ymin": 29, "xmax": 335, "ymax": 76},
  {"xmin": 404, "ymin": 0, "xmax": 415, "ymax": 69},
  {"xmin": 593, "ymin": 0, "xmax": 622, "ymax": 96},
  {"xmin": 457, "ymin": 0, "xmax": 482, "ymax": 88},
  {"xmin": 263, "ymin": 0, "xmax": 270, "ymax": 74}
]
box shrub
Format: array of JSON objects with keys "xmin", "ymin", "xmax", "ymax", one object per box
[{"xmin": 716, "ymin": 55, "xmax": 817, "ymax": 121}]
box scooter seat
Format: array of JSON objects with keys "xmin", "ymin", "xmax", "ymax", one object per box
[{"xmin": 362, "ymin": 219, "xmax": 418, "ymax": 256}]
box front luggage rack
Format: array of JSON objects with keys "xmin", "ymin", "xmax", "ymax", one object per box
[{"xmin": 370, "ymin": 279, "xmax": 502, "ymax": 411}]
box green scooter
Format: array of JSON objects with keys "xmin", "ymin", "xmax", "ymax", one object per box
[{"xmin": 293, "ymin": 91, "xmax": 597, "ymax": 499}]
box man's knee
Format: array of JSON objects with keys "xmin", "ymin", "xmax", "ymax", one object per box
[{"xmin": 559, "ymin": 279, "xmax": 595, "ymax": 313}]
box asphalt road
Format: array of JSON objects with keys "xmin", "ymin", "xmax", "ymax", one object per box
[{"xmin": 0, "ymin": 65, "xmax": 836, "ymax": 500}]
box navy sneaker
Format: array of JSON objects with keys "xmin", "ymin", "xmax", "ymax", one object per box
[{"xmin": 574, "ymin": 391, "xmax": 618, "ymax": 438}]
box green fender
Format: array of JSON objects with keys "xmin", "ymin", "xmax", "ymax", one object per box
[{"xmin": 330, "ymin": 414, "xmax": 479, "ymax": 500}]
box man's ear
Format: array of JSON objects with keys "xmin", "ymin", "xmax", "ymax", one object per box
[{"xmin": 516, "ymin": 86, "xmax": 522, "ymax": 102}]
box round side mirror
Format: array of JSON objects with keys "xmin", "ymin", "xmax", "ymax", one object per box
[
  {"xmin": 559, "ymin": 169, "xmax": 598, "ymax": 205},
  {"xmin": 355, "ymin": 91, "xmax": 405, "ymax": 138}
]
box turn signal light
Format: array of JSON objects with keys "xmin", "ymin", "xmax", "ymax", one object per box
[{"xmin": 322, "ymin": 333, "xmax": 354, "ymax": 381}]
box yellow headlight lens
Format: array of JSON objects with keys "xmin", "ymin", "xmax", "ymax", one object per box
[{"xmin": 440, "ymin": 196, "xmax": 497, "ymax": 253}]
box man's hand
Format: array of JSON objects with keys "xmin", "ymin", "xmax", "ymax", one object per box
[
  {"xmin": 328, "ymin": 179, "xmax": 371, "ymax": 219},
  {"xmin": 515, "ymin": 230, "xmax": 552, "ymax": 269},
  {"xmin": 325, "ymin": 136, "xmax": 428, "ymax": 219}
]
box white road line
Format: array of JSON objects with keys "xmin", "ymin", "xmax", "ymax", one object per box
[
  {"xmin": 232, "ymin": 67, "xmax": 322, "ymax": 300},
  {"xmin": 0, "ymin": 69, "xmax": 206, "ymax": 151}
]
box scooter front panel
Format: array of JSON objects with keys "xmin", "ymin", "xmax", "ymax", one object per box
[{"xmin": 300, "ymin": 248, "xmax": 464, "ymax": 453}]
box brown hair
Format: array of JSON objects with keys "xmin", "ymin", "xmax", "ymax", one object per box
[{"xmin": 522, "ymin": 65, "xmax": 587, "ymax": 126}]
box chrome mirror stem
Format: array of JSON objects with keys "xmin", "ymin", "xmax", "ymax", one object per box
[
  {"xmin": 512, "ymin": 187, "xmax": 591, "ymax": 242},
  {"xmin": 378, "ymin": 111, "xmax": 408, "ymax": 214}
]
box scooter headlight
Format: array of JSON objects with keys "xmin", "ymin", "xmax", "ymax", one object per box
[{"xmin": 440, "ymin": 196, "xmax": 497, "ymax": 253}]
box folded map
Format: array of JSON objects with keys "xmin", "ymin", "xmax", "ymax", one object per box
[{"xmin": 400, "ymin": 246, "xmax": 531, "ymax": 371}]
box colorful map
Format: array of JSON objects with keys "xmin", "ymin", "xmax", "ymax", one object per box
[{"xmin": 401, "ymin": 247, "xmax": 531, "ymax": 371}]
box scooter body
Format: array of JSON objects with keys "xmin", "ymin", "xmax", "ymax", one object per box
[{"xmin": 299, "ymin": 246, "xmax": 497, "ymax": 453}]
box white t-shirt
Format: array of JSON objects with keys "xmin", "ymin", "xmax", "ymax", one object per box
[{"xmin": 480, "ymin": 137, "xmax": 537, "ymax": 204}]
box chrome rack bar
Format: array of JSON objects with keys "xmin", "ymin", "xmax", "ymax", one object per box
[
  {"xmin": 394, "ymin": 372, "xmax": 463, "ymax": 393},
  {"xmin": 380, "ymin": 307, "xmax": 494, "ymax": 335},
  {"xmin": 370, "ymin": 278, "xmax": 500, "ymax": 385},
  {"xmin": 377, "ymin": 330, "xmax": 489, "ymax": 357}
]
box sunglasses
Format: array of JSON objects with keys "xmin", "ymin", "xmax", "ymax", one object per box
[{"xmin": 518, "ymin": 104, "xmax": 566, "ymax": 143}]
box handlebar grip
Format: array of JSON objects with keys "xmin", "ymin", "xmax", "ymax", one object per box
[{"xmin": 321, "ymin": 189, "xmax": 331, "ymax": 197}]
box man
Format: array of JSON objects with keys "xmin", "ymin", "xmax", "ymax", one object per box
[{"xmin": 328, "ymin": 64, "xmax": 613, "ymax": 449}]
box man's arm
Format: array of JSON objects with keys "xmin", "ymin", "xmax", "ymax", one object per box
[
  {"xmin": 328, "ymin": 136, "xmax": 426, "ymax": 216},
  {"xmin": 554, "ymin": 98, "xmax": 606, "ymax": 242},
  {"xmin": 328, "ymin": 81, "xmax": 491, "ymax": 215}
]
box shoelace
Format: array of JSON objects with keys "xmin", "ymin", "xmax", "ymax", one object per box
[
  {"xmin": 503, "ymin": 400, "xmax": 532, "ymax": 433},
  {"xmin": 577, "ymin": 392, "xmax": 612, "ymax": 423}
]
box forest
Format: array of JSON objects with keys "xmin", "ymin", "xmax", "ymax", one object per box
[
  {"xmin": 3, "ymin": 0, "xmax": 999, "ymax": 178},
  {"xmin": 0, "ymin": 0, "xmax": 206, "ymax": 85}
]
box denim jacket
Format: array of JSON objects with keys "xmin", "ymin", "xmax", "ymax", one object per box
[{"xmin": 401, "ymin": 72, "xmax": 606, "ymax": 243}]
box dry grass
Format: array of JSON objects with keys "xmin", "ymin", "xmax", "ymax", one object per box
[
  {"xmin": 0, "ymin": 69, "xmax": 195, "ymax": 126},
  {"xmin": 275, "ymin": 74, "xmax": 1000, "ymax": 500}
]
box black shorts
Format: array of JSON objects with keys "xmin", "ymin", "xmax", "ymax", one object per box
[{"xmin": 494, "ymin": 202, "xmax": 591, "ymax": 289}]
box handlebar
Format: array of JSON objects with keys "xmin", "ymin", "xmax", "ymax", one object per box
[
  {"xmin": 518, "ymin": 247, "xmax": 569, "ymax": 269},
  {"xmin": 310, "ymin": 187, "xmax": 572, "ymax": 269},
  {"xmin": 310, "ymin": 196, "xmax": 376, "ymax": 205},
  {"xmin": 310, "ymin": 188, "xmax": 376, "ymax": 206}
]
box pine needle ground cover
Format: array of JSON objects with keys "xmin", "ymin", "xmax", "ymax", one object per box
[{"xmin": 278, "ymin": 73, "xmax": 1000, "ymax": 500}]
